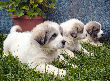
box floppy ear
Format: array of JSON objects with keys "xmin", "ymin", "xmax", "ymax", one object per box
[
  {"xmin": 70, "ymin": 32, "xmax": 77, "ymax": 38},
  {"xmin": 34, "ymin": 31, "xmax": 48, "ymax": 45},
  {"xmin": 70, "ymin": 28, "xmax": 77, "ymax": 38},
  {"xmin": 87, "ymin": 26, "xmax": 95, "ymax": 35},
  {"xmin": 87, "ymin": 29, "xmax": 92, "ymax": 35}
]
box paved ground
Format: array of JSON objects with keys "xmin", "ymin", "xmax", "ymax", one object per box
[{"xmin": 0, "ymin": 0, "xmax": 110, "ymax": 38}]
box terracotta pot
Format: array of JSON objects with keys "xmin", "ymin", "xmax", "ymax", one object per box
[{"xmin": 11, "ymin": 15, "xmax": 43, "ymax": 32}]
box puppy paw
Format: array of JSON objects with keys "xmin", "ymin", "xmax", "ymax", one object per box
[
  {"xmin": 59, "ymin": 69, "xmax": 66, "ymax": 79},
  {"xmin": 71, "ymin": 64, "xmax": 78, "ymax": 68},
  {"xmin": 64, "ymin": 49, "xmax": 77, "ymax": 59},
  {"xmin": 91, "ymin": 42, "xmax": 102, "ymax": 47},
  {"xmin": 97, "ymin": 43, "xmax": 102, "ymax": 46},
  {"xmin": 87, "ymin": 52, "xmax": 94, "ymax": 57},
  {"xmin": 90, "ymin": 52, "xmax": 94, "ymax": 56}
]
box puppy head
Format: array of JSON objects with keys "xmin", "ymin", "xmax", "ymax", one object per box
[
  {"xmin": 31, "ymin": 21, "xmax": 65, "ymax": 49},
  {"xmin": 61, "ymin": 19, "xmax": 86, "ymax": 40},
  {"xmin": 85, "ymin": 21, "xmax": 104, "ymax": 39}
]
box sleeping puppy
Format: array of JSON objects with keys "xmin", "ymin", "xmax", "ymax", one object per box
[
  {"xmin": 82, "ymin": 21, "xmax": 104, "ymax": 46},
  {"xmin": 60, "ymin": 19, "xmax": 93, "ymax": 57},
  {"xmin": 3, "ymin": 21, "xmax": 69, "ymax": 78}
]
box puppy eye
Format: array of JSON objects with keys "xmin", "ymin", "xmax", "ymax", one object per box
[
  {"xmin": 49, "ymin": 33, "xmax": 57, "ymax": 41},
  {"xmin": 52, "ymin": 33, "xmax": 57, "ymax": 38},
  {"xmin": 79, "ymin": 29, "xmax": 83, "ymax": 33},
  {"xmin": 70, "ymin": 32, "xmax": 77, "ymax": 38},
  {"xmin": 61, "ymin": 32, "xmax": 63, "ymax": 36},
  {"xmin": 95, "ymin": 29, "xmax": 99, "ymax": 32}
]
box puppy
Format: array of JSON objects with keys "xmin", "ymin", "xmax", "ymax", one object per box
[
  {"xmin": 3, "ymin": 21, "xmax": 68, "ymax": 78},
  {"xmin": 60, "ymin": 19, "xmax": 93, "ymax": 57},
  {"xmin": 82, "ymin": 21, "xmax": 104, "ymax": 46}
]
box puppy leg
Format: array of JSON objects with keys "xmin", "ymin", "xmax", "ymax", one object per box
[
  {"xmin": 58, "ymin": 49, "xmax": 77, "ymax": 59},
  {"xmin": 3, "ymin": 43, "xmax": 9, "ymax": 57},
  {"xmin": 91, "ymin": 42, "xmax": 102, "ymax": 46},
  {"xmin": 75, "ymin": 43, "xmax": 94, "ymax": 56},
  {"xmin": 58, "ymin": 49, "xmax": 77, "ymax": 68},
  {"xmin": 97, "ymin": 42, "xmax": 102, "ymax": 46},
  {"xmin": 81, "ymin": 47, "xmax": 94, "ymax": 56},
  {"xmin": 34, "ymin": 64, "xmax": 66, "ymax": 78},
  {"xmin": 58, "ymin": 54, "xmax": 77, "ymax": 68}
]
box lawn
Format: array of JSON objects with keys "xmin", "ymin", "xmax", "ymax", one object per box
[{"xmin": 0, "ymin": 33, "xmax": 110, "ymax": 81}]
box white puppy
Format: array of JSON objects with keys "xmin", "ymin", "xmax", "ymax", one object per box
[
  {"xmin": 3, "ymin": 21, "xmax": 68, "ymax": 78},
  {"xmin": 82, "ymin": 21, "xmax": 104, "ymax": 46},
  {"xmin": 60, "ymin": 19, "xmax": 93, "ymax": 57}
]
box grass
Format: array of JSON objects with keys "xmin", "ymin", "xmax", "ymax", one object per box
[{"xmin": 0, "ymin": 33, "xmax": 110, "ymax": 81}]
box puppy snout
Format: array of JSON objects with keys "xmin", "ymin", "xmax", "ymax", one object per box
[
  {"xmin": 101, "ymin": 33, "xmax": 104, "ymax": 36},
  {"xmin": 62, "ymin": 40, "xmax": 66, "ymax": 45},
  {"xmin": 86, "ymin": 34, "xmax": 87, "ymax": 37}
]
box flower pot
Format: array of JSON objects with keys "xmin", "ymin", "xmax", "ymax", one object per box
[{"xmin": 11, "ymin": 15, "xmax": 43, "ymax": 32}]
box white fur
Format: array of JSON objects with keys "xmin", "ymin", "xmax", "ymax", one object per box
[
  {"xmin": 60, "ymin": 19, "xmax": 93, "ymax": 56},
  {"xmin": 82, "ymin": 21, "xmax": 104, "ymax": 46},
  {"xmin": 97, "ymin": 29, "xmax": 104, "ymax": 38},
  {"xmin": 3, "ymin": 21, "xmax": 68, "ymax": 78},
  {"xmin": 61, "ymin": 19, "xmax": 87, "ymax": 40}
]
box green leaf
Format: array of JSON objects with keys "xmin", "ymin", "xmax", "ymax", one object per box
[
  {"xmin": 40, "ymin": 11, "xmax": 46, "ymax": 18},
  {"xmin": 36, "ymin": 8, "xmax": 46, "ymax": 18},
  {"xmin": 27, "ymin": 8, "xmax": 34, "ymax": 15},
  {"xmin": 30, "ymin": 0, "xmax": 34, "ymax": 4},
  {"xmin": 33, "ymin": 12, "xmax": 38, "ymax": 17},
  {"xmin": 0, "ymin": 1, "xmax": 5, "ymax": 10},
  {"xmin": 13, "ymin": 2, "xmax": 19, "ymax": 7},
  {"xmin": 0, "ymin": 0, "xmax": 56, "ymax": 18},
  {"xmin": 22, "ymin": 6, "xmax": 29, "ymax": 10},
  {"xmin": 49, "ymin": 3, "xmax": 55, "ymax": 9},
  {"xmin": 27, "ymin": 8, "xmax": 36, "ymax": 18},
  {"xmin": 51, "ymin": 0, "xmax": 56, "ymax": 3},
  {"xmin": 33, "ymin": 4, "xmax": 38, "ymax": 8},
  {"xmin": 8, "ymin": 8, "xmax": 16, "ymax": 12},
  {"xmin": 14, "ymin": 10, "xmax": 24, "ymax": 17},
  {"xmin": 37, "ymin": 0, "xmax": 43, "ymax": 3},
  {"xmin": 0, "ymin": 6, "xmax": 4, "ymax": 10},
  {"xmin": 36, "ymin": 8, "xmax": 42, "ymax": 13}
]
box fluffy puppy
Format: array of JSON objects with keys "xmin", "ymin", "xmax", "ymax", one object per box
[
  {"xmin": 82, "ymin": 21, "xmax": 104, "ymax": 46},
  {"xmin": 3, "ymin": 21, "xmax": 68, "ymax": 78},
  {"xmin": 60, "ymin": 19, "xmax": 93, "ymax": 57}
]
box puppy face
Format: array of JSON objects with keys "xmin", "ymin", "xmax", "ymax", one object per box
[
  {"xmin": 69, "ymin": 21, "xmax": 86, "ymax": 40},
  {"xmin": 31, "ymin": 21, "xmax": 65, "ymax": 49},
  {"xmin": 85, "ymin": 21, "xmax": 104, "ymax": 39},
  {"xmin": 61, "ymin": 19, "xmax": 86, "ymax": 40}
]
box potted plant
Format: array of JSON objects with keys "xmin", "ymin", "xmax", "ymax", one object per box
[{"xmin": 0, "ymin": 0, "xmax": 56, "ymax": 32}]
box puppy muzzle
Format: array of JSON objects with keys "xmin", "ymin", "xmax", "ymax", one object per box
[
  {"xmin": 101, "ymin": 33, "xmax": 104, "ymax": 36},
  {"xmin": 61, "ymin": 40, "xmax": 66, "ymax": 48}
]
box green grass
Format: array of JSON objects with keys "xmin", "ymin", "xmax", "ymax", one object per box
[{"xmin": 0, "ymin": 33, "xmax": 110, "ymax": 81}]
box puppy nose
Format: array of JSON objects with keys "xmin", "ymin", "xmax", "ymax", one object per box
[
  {"xmin": 101, "ymin": 33, "xmax": 104, "ymax": 36},
  {"xmin": 62, "ymin": 40, "xmax": 66, "ymax": 45}
]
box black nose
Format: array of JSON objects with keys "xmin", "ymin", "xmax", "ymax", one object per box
[
  {"xmin": 101, "ymin": 33, "xmax": 104, "ymax": 36},
  {"xmin": 62, "ymin": 40, "xmax": 66, "ymax": 45}
]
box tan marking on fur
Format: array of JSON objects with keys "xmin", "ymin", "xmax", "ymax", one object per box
[
  {"xmin": 74, "ymin": 22, "xmax": 84, "ymax": 33},
  {"xmin": 85, "ymin": 21, "xmax": 101, "ymax": 31}
]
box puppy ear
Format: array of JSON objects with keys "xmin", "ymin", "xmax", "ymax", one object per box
[
  {"xmin": 34, "ymin": 31, "xmax": 48, "ymax": 45},
  {"xmin": 70, "ymin": 32, "xmax": 77, "ymax": 38},
  {"xmin": 87, "ymin": 26, "xmax": 95, "ymax": 35},
  {"xmin": 70, "ymin": 27, "xmax": 78, "ymax": 38},
  {"xmin": 70, "ymin": 29, "xmax": 77, "ymax": 38},
  {"xmin": 87, "ymin": 29, "xmax": 92, "ymax": 35}
]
